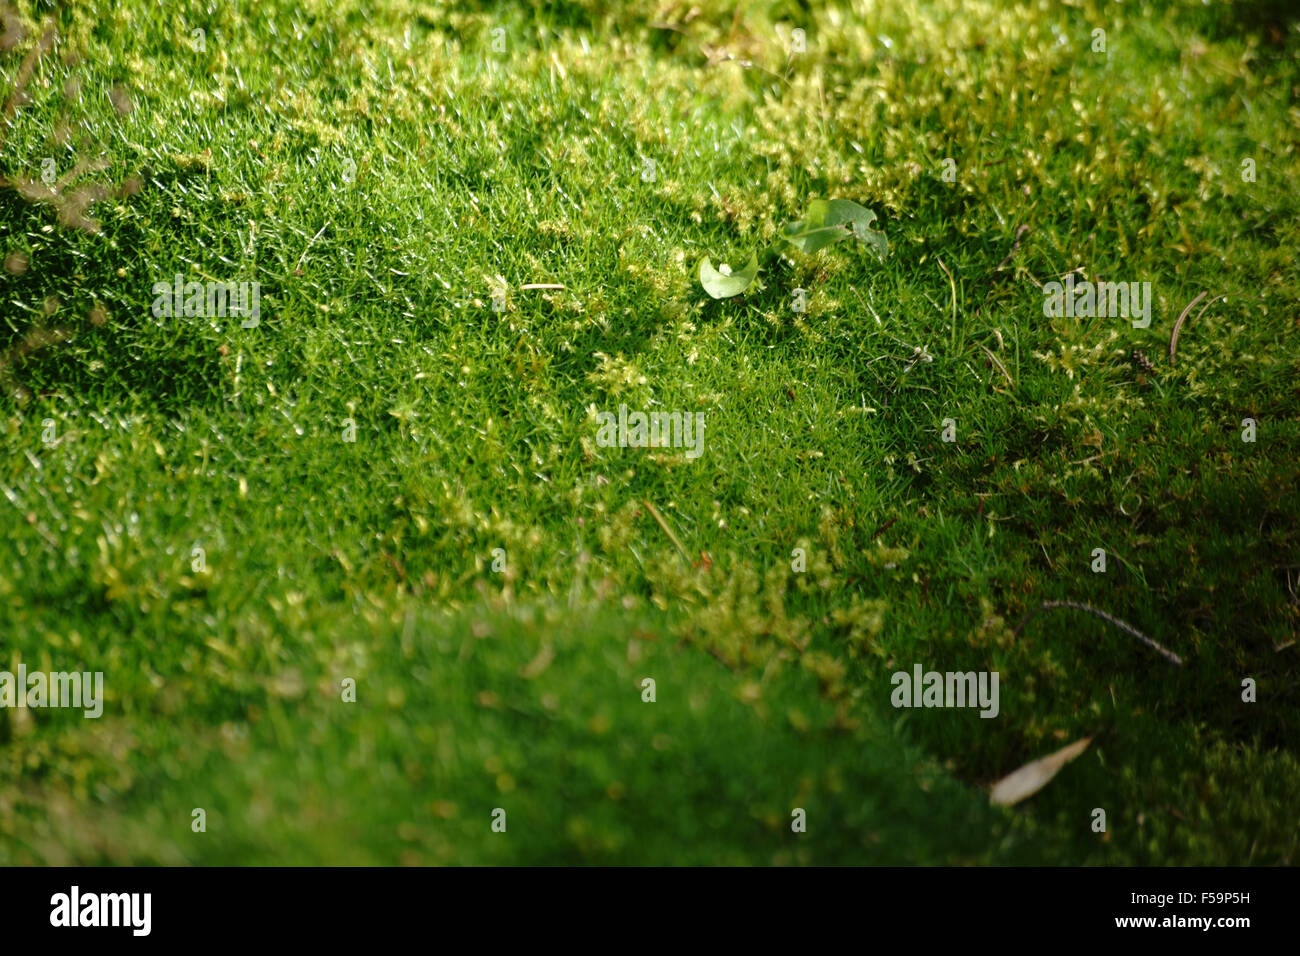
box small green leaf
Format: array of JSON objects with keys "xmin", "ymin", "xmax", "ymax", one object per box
[
  {"xmin": 781, "ymin": 221, "xmax": 855, "ymax": 254},
  {"xmin": 824, "ymin": 199, "xmax": 888, "ymax": 258},
  {"xmin": 858, "ymin": 226, "xmax": 888, "ymax": 259},
  {"xmin": 699, "ymin": 253, "xmax": 760, "ymax": 298},
  {"xmin": 784, "ymin": 199, "xmax": 888, "ymax": 258}
]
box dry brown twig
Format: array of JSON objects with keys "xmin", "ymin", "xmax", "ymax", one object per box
[
  {"xmin": 994, "ymin": 224, "xmax": 1030, "ymax": 274},
  {"xmin": 641, "ymin": 499, "xmax": 688, "ymax": 559},
  {"xmin": 1014, "ymin": 600, "xmax": 1184, "ymax": 666},
  {"xmin": 0, "ymin": 13, "xmax": 139, "ymax": 234},
  {"xmin": 0, "ymin": 6, "xmax": 147, "ymax": 397},
  {"xmin": 1168, "ymin": 291, "xmax": 1225, "ymax": 366}
]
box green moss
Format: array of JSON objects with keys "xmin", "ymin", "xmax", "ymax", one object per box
[{"xmin": 0, "ymin": 0, "xmax": 1296, "ymax": 864}]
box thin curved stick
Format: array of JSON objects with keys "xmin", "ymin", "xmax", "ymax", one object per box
[
  {"xmin": 1014, "ymin": 600, "xmax": 1183, "ymax": 666},
  {"xmin": 1169, "ymin": 291, "xmax": 1223, "ymax": 367}
]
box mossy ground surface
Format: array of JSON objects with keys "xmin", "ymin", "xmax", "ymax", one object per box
[{"xmin": 0, "ymin": 0, "xmax": 1297, "ymax": 864}]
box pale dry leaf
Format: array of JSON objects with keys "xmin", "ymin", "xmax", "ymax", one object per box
[
  {"xmin": 518, "ymin": 644, "xmax": 555, "ymax": 680},
  {"xmin": 990, "ymin": 736, "xmax": 1093, "ymax": 806}
]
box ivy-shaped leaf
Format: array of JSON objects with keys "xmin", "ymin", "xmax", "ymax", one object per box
[
  {"xmin": 784, "ymin": 199, "xmax": 887, "ymax": 257},
  {"xmin": 780, "ymin": 221, "xmax": 854, "ymax": 255}
]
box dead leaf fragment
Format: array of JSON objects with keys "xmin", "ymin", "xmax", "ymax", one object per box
[
  {"xmin": 990, "ymin": 736, "xmax": 1093, "ymax": 806},
  {"xmin": 518, "ymin": 643, "xmax": 554, "ymax": 680}
]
